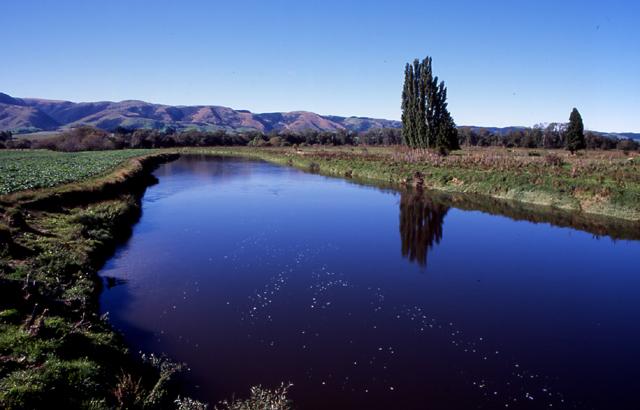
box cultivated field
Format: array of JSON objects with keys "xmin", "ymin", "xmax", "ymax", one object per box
[{"xmin": 0, "ymin": 150, "xmax": 154, "ymax": 195}]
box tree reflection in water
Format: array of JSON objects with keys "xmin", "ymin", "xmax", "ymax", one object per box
[{"xmin": 399, "ymin": 190, "xmax": 449, "ymax": 267}]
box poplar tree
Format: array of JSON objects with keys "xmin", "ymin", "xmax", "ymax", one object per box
[
  {"xmin": 565, "ymin": 108, "xmax": 585, "ymax": 153},
  {"xmin": 401, "ymin": 64, "xmax": 417, "ymax": 148},
  {"xmin": 417, "ymin": 59, "xmax": 429, "ymax": 147},
  {"xmin": 401, "ymin": 57, "xmax": 458, "ymax": 151}
]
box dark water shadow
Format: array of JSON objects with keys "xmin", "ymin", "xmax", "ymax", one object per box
[
  {"xmin": 399, "ymin": 190, "xmax": 449, "ymax": 267},
  {"xmin": 394, "ymin": 186, "xmax": 640, "ymax": 269},
  {"xmin": 439, "ymin": 190, "xmax": 640, "ymax": 241},
  {"xmin": 338, "ymin": 171, "xmax": 640, "ymax": 242}
]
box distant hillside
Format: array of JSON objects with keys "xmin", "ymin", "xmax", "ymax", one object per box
[
  {"xmin": 0, "ymin": 92, "xmax": 401, "ymax": 134},
  {"xmin": 602, "ymin": 132, "xmax": 640, "ymax": 141},
  {"xmin": 0, "ymin": 97, "xmax": 60, "ymax": 132},
  {"xmin": 2, "ymin": 93, "xmax": 638, "ymax": 139}
]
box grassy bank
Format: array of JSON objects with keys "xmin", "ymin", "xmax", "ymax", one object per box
[
  {"xmin": 180, "ymin": 146, "xmax": 640, "ymax": 222},
  {"xmin": 0, "ymin": 152, "xmax": 199, "ymax": 409}
]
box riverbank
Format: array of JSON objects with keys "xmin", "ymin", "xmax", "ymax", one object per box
[
  {"xmin": 0, "ymin": 146, "xmax": 638, "ymax": 408},
  {"xmin": 0, "ymin": 152, "xmax": 201, "ymax": 409},
  {"xmin": 3, "ymin": 146, "xmax": 639, "ymax": 223},
  {"xmin": 180, "ymin": 146, "xmax": 640, "ymax": 222}
]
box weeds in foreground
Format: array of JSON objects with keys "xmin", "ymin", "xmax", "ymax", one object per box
[
  {"xmin": 113, "ymin": 353, "xmax": 187, "ymax": 409},
  {"xmin": 214, "ymin": 383, "xmax": 293, "ymax": 410},
  {"xmin": 175, "ymin": 396, "xmax": 209, "ymax": 410},
  {"xmin": 544, "ymin": 153, "xmax": 564, "ymax": 167},
  {"xmin": 114, "ymin": 372, "xmax": 146, "ymax": 409}
]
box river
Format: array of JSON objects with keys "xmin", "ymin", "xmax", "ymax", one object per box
[{"xmin": 99, "ymin": 155, "xmax": 640, "ymax": 409}]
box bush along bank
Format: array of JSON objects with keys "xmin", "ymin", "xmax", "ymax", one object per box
[{"xmin": 0, "ymin": 153, "xmax": 211, "ymax": 409}]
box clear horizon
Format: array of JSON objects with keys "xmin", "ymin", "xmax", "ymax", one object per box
[{"xmin": 2, "ymin": 0, "xmax": 639, "ymax": 132}]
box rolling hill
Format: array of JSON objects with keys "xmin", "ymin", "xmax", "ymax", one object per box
[
  {"xmin": 2, "ymin": 93, "xmax": 638, "ymax": 140},
  {"xmin": 0, "ymin": 92, "xmax": 401, "ymax": 134}
]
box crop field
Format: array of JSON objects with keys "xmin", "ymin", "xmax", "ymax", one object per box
[{"xmin": 0, "ymin": 149, "xmax": 153, "ymax": 195}]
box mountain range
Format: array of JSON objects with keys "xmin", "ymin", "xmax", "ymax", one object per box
[
  {"xmin": 0, "ymin": 92, "xmax": 400, "ymax": 134},
  {"xmin": 1, "ymin": 92, "xmax": 638, "ymax": 140}
]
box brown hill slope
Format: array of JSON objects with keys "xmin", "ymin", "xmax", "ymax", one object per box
[
  {"xmin": 0, "ymin": 92, "xmax": 400, "ymax": 133},
  {"xmin": 0, "ymin": 102, "xmax": 60, "ymax": 131}
]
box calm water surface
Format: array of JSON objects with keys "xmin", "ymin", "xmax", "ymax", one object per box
[{"xmin": 100, "ymin": 156, "xmax": 640, "ymax": 409}]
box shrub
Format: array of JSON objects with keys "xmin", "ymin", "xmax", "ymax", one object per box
[
  {"xmin": 268, "ymin": 136, "xmax": 287, "ymax": 147},
  {"xmin": 544, "ymin": 153, "xmax": 564, "ymax": 167},
  {"xmin": 617, "ymin": 139, "xmax": 638, "ymax": 154}
]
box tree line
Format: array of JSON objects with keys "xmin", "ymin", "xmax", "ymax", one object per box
[
  {"xmin": 0, "ymin": 123, "xmax": 636, "ymax": 152},
  {"xmin": 0, "ymin": 126, "xmax": 403, "ymax": 151},
  {"xmin": 458, "ymin": 123, "xmax": 638, "ymax": 151}
]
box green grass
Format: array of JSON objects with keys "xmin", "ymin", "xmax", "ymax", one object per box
[
  {"xmin": 0, "ymin": 151, "xmax": 195, "ymax": 409},
  {"xmin": 0, "ymin": 150, "xmax": 154, "ymax": 195},
  {"xmin": 0, "ymin": 193, "xmax": 197, "ymax": 408}
]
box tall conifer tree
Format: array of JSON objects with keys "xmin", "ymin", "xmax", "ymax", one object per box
[
  {"xmin": 401, "ymin": 57, "xmax": 458, "ymax": 151},
  {"xmin": 565, "ymin": 108, "xmax": 585, "ymax": 153}
]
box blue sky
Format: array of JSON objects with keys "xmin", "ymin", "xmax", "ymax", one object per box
[{"xmin": 2, "ymin": 0, "xmax": 639, "ymax": 132}]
